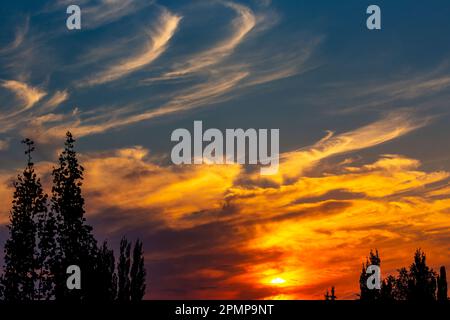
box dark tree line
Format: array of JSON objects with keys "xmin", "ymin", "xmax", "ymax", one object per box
[
  {"xmin": 0, "ymin": 132, "xmax": 146, "ymax": 301},
  {"xmin": 359, "ymin": 249, "xmax": 448, "ymax": 301}
]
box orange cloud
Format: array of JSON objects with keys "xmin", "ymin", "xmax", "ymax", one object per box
[
  {"xmin": 249, "ymin": 110, "xmax": 429, "ymax": 184},
  {"xmin": 0, "ymin": 173, "xmax": 14, "ymax": 225},
  {"xmin": 232, "ymin": 155, "xmax": 450, "ymax": 299},
  {"xmin": 1, "ymin": 80, "xmax": 46, "ymax": 113},
  {"xmin": 41, "ymin": 90, "xmax": 69, "ymax": 112},
  {"xmin": 0, "ymin": 144, "xmax": 449, "ymax": 300},
  {"xmin": 76, "ymin": 147, "xmax": 450, "ymax": 299},
  {"xmin": 81, "ymin": 147, "xmax": 241, "ymax": 227}
]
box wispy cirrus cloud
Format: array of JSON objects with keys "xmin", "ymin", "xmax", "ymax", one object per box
[
  {"xmin": 41, "ymin": 90, "xmax": 69, "ymax": 113},
  {"xmin": 384, "ymin": 76, "xmax": 450, "ymax": 100},
  {"xmin": 241, "ymin": 37, "xmax": 323, "ymax": 88},
  {"xmin": 328, "ymin": 65, "xmax": 450, "ymax": 115},
  {"xmin": 83, "ymin": 9, "xmax": 181, "ymax": 86},
  {"xmin": 257, "ymin": 110, "xmax": 430, "ymax": 183},
  {"xmin": 49, "ymin": 0, "xmax": 152, "ymax": 29},
  {"xmin": 2, "ymin": 1, "xmax": 318, "ymax": 143},
  {"xmin": 1, "ymin": 80, "xmax": 46, "ymax": 113},
  {"xmin": 82, "ymin": 0, "xmax": 153, "ymax": 29},
  {"xmin": 163, "ymin": 1, "xmax": 256, "ymax": 78},
  {"xmin": 36, "ymin": 70, "xmax": 248, "ymax": 139},
  {"xmin": 0, "ymin": 16, "xmax": 29, "ymax": 54}
]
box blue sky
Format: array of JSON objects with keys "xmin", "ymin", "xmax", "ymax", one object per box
[{"xmin": 1, "ymin": 0, "xmax": 449, "ymax": 169}]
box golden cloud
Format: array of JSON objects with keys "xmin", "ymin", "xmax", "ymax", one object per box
[
  {"xmin": 82, "ymin": 147, "xmax": 241, "ymax": 227},
  {"xmin": 0, "ymin": 136, "xmax": 449, "ymax": 300},
  {"xmin": 1, "ymin": 80, "xmax": 46, "ymax": 112}
]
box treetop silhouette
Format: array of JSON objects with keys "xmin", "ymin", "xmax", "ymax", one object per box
[
  {"xmin": 0, "ymin": 133, "xmax": 146, "ymax": 301},
  {"xmin": 359, "ymin": 249, "xmax": 446, "ymax": 302}
]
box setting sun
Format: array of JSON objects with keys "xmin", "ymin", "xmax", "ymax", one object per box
[{"xmin": 270, "ymin": 277, "xmax": 287, "ymax": 285}]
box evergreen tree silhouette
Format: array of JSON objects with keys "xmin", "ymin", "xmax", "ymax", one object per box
[
  {"xmin": 359, "ymin": 262, "xmax": 367, "ymax": 299},
  {"xmin": 437, "ymin": 266, "xmax": 447, "ymax": 302},
  {"xmin": 36, "ymin": 185, "xmax": 58, "ymax": 300},
  {"xmin": 118, "ymin": 237, "xmax": 131, "ymax": 301},
  {"xmin": 409, "ymin": 249, "xmax": 437, "ymax": 301},
  {"xmin": 0, "ymin": 139, "xmax": 45, "ymax": 300},
  {"xmin": 359, "ymin": 249, "xmax": 381, "ymax": 300},
  {"xmin": 51, "ymin": 132, "xmax": 98, "ymax": 300},
  {"xmin": 130, "ymin": 239, "xmax": 146, "ymax": 301},
  {"xmin": 0, "ymin": 133, "xmax": 148, "ymax": 301}
]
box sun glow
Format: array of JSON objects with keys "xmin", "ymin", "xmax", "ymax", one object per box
[{"xmin": 270, "ymin": 277, "xmax": 286, "ymax": 285}]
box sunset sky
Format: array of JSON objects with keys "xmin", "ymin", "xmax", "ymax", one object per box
[{"xmin": 1, "ymin": 0, "xmax": 450, "ymax": 299}]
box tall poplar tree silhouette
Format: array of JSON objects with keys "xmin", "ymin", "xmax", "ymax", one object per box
[
  {"xmin": 0, "ymin": 139, "xmax": 45, "ymax": 301},
  {"xmin": 94, "ymin": 241, "xmax": 118, "ymax": 301},
  {"xmin": 51, "ymin": 132, "xmax": 98, "ymax": 300},
  {"xmin": 117, "ymin": 237, "xmax": 131, "ymax": 301},
  {"xmin": 437, "ymin": 266, "xmax": 448, "ymax": 301},
  {"xmin": 130, "ymin": 239, "xmax": 146, "ymax": 301},
  {"xmin": 117, "ymin": 238, "xmax": 146, "ymax": 301}
]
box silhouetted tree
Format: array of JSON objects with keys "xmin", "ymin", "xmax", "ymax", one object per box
[
  {"xmin": 117, "ymin": 238, "xmax": 146, "ymax": 301},
  {"xmin": 359, "ymin": 249, "xmax": 381, "ymax": 301},
  {"xmin": 409, "ymin": 249, "xmax": 436, "ymax": 301},
  {"xmin": 392, "ymin": 267, "xmax": 410, "ymax": 300},
  {"xmin": 36, "ymin": 182, "xmax": 59, "ymax": 300},
  {"xmin": 51, "ymin": 132, "xmax": 98, "ymax": 300},
  {"xmin": 118, "ymin": 237, "xmax": 131, "ymax": 301},
  {"xmin": 324, "ymin": 287, "xmax": 336, "ymax": 300},
  {"xmin": 437, "ymin": 266, "xmax": 447, "ymax": 302},
  {"xmin": 0, "ymin": 139, "xmax": 45, "ymax": 300},
  {"xmin": 380, "ymin": 275, "xmax": 395, "ymax": 301},
  {"xmin": 0, "ymin": 133, "xmax": 147, "ymax": 301},
  {"xmin": 130, "ymin": 239, "xmax": 146, "ymax": 301},
  {"xmin": 94, "ymin": 241, "xmax": 117, "ymax": 301},
  {"xmin": 330, "ymin": 286, "xmax": 336, "ymax": 300}
]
